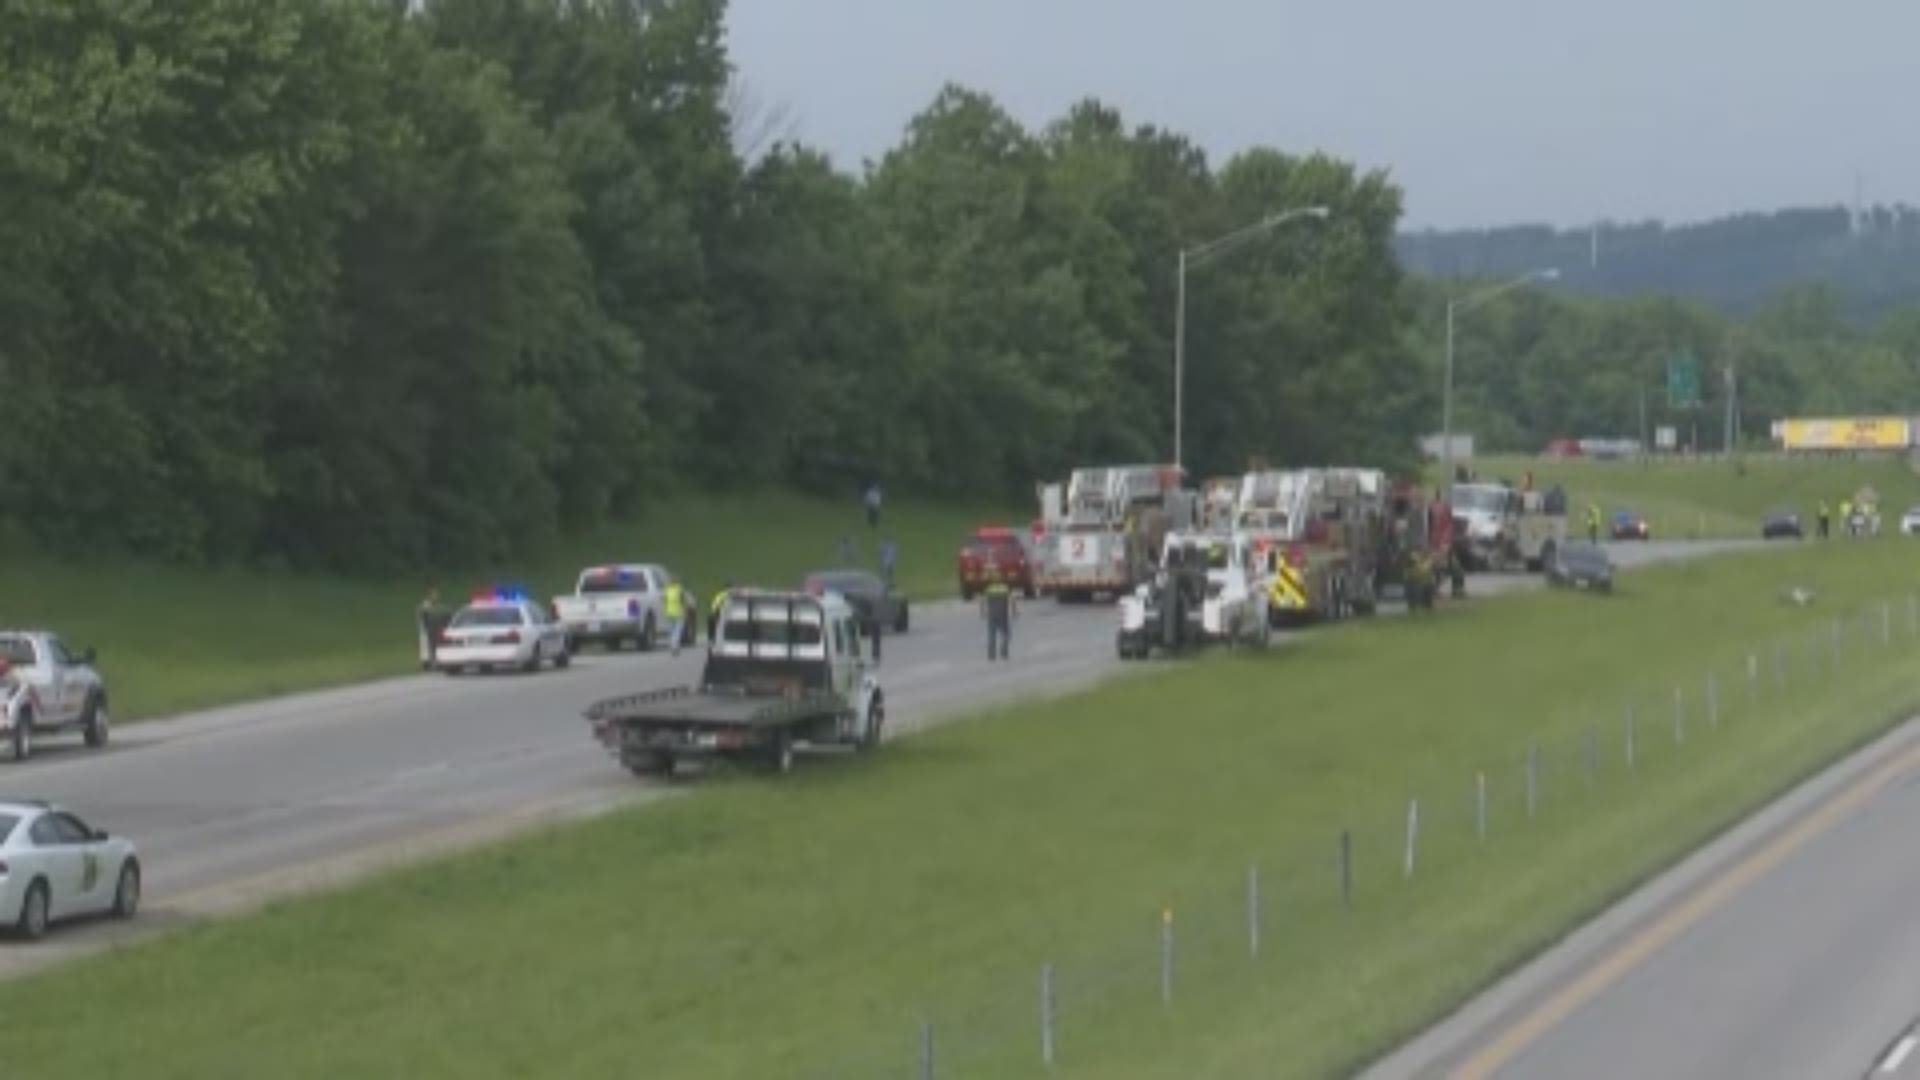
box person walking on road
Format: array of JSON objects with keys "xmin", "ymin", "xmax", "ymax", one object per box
[
  {"xmin": 416, "ymin": 587, "xmax": 448, "ymax": 670},
  {"xmin": 1840, "ymin": 497, "xmax": 1854, "ymax": 538},
  {"xmin": 662, "ymin": 577, "xmax": 687, "ymax": 657},
  {"xmin": 708, "ymin": 581, "xmax": 732, "ymax": 644},
  {"xmin": 982, "ymin": 571, "xmax": 1016, "ymax": 661},
  {"xmin": 879, "ymin": 537, "xmax": 898, "ymax": 587},
  {"xmin": 1817, "ymin": 500, "xmax": 1831, "ymax": 539},
  {"xmin": 1585, "ymin": 502, "xmax": 1601, "ymax": 544},
  {"xmin": 864, "ymin": 482, "xmax": 883, "ymax": 530}
]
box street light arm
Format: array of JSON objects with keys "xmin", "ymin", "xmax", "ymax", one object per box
[
  {"xmin": 1184, "ymin": 205, "xmax": 1330, "ymax": 268},
  {"xmin": 1451, "ymin": 267, "xmax": 1560, "ymax": 316}
]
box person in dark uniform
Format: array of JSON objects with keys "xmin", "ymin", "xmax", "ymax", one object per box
[
  {"xmin": 416, "ymin": 587, "xmax": 449, "ymax": 670},
  {"xmin": 982, "ymin": 570, "xmax": 1016, "ymax": 661}
]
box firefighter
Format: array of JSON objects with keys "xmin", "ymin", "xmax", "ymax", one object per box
[
  {"xmin": 415, "ymin": 587, "xmax": 448, "ymax": 671},
  {"xmin": 1817, "ymin": 500, "xmax": 1830, "ymax": 539},
  {"xmin": 1429, "ymin": 489, "xmax": 1464, "ymax": 599},
  {"xmin": 662, "ymin": 577, "xmax": 687, "ymax": 657},
  {"xmin": 1585, "ymin": 502, "xmax": 1601, "ymax": 544},
  {"xmin": 708, "ymin": 581, "xmax": 732, "ymax": 644},
  {"xmin": 981, "ymin": 570, "xmax": 1015, "ymax": 661}
]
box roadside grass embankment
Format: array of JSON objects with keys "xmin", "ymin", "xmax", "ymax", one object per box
[
  {"xmin": 0, "ymin": 493, "xmax": 1008, "ymax": 720},
  {"xmin": 1463, "ymin": 452, "xmax": 1920, "ymax": 540},
  {"xmin": 7, "ymin": 539, "xmax": 1920, "ymax": 1078}
]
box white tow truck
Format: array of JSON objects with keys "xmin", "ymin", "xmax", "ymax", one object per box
[
  {"xmin": 1116, "ymin": 529, "xmax": 1271, "ymax": 659},
  {"xmin": 551, "ymin": 563, "xmax": 696, "ymax": 651},
  {"xmin": 0, "ymin": 630, "xmax": 110, "ymax": 761}
]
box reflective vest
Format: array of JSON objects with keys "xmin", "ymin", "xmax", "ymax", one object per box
[
  {"xmin": 710, "ymin": 590, "xmax": 728, "ymax": 617},
  {"xmin": 663, "ymin": 583, "xmax": 685, "ymax": 619}
]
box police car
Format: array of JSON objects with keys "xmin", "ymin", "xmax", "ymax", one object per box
[
  {"xmin": 435, "ymin": 586, "xmax": 573, "ymax": 675},
  {"xmin": 0, "ymin": 800, "xmax": 141, "ymax": 939}
]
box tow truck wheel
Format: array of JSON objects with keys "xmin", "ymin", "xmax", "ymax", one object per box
[
  {"xmin": 82, "ymin": 694, "xmax": 109, "ymax": 748},
  {"xmin": 554, "ymin": 647, "xmax": 572, "ymax": 670},
  {"xmin": 858, "ymin": 698, "xmax": 885, "ymax": 752}
]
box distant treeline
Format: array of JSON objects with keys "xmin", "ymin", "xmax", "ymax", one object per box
[
  {"xmin": 0, "ymin": 0, "xmax": 1422, "ymax": 570},
  {"xmin": 1398, "ymin": 205, "xmax": 1920, "ymax": 325}
]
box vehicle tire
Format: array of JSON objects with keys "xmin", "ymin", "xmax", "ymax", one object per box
[
  {"xmin": 640, "ymin": 614, "xmax": 658, "ymax": 652},
  {"xmin": 82, "ymin": 694, "xmax": 109, "ymax": 748},
  {"xmin": 112, "ymin": 859, "xmax": 141, "ymax": 919},
  {"xmin": 771, "ymin": 730, "xmax": 795, "ymax": 775},
  {"xmin": 15, "ymin": 879, "xmax": 48, "ymax": 940},
  {"xmin": 521, "ymin": 648, "xmax": 540, "ymax": 674},
  {"xmin": 894, "ymin": 604, "xmax": 909, "ymax": 634},
  {"xmin": 625, "ymin": 751, "xmax": 671, "ymax": 778},
  {"xmin": 1538, "ymin": 541, "xmax": 1557, "ymax": 576},
  {"xmin": 858, "ymin": 697, "xmax": 885, "ymax": 752},
  {"xmin": 554, "ymin": 647, "xmax": 572, "ymax": 670},
  {"xmin": 681, "ymin": 619, "xmax": 696, "ymax": 648},
  {"xmin": 10, "ymin": 710, "xmax": 30, "ymax": 762},
  {"xmin": 959, "ymin": 585, "xmax": 974, "ymax": 602}
]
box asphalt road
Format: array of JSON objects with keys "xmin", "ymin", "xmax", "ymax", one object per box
[{"xmin": 0, "ymin": 538, "xmax": 1751, "ymax": 976}]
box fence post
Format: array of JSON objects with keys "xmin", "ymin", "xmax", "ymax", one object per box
[
  {"xmin": 1707, "ymin": 673, "xmax": 1719, "ymax": 729},
  {"xmin": 1626, "ymin": 706, "xmax": 1637, "ymax": 772},
  {"xmin": 1883, "ymin": 601, "xmax": 1892, "ymax": 646},
  {"xmin": 1404, "ymin": 798, "xmax": 1419, "ymax": 879},
  {"xmin": 1339, "ymin": 830, "xmax": 1352, "ymax": 907},
  {"xmin": 1476, "ymin": 771, "xmax": 1487, "ymax": 841},
  {"xmin": 1247, "ymin": 864, "xmax": 1259, "ymax": 958},
  {"xmin": 920, "ymin": 1021, "xmax": 934, "ymax": 1080},
  {"xmin": 1041, "ymin": 963, "xmax": 1055, "ymax": 1068},
  {"xmin": 1526, "ymin": 744, "xmax": 1538, "ymax": 819},
  {"xmin": 1747, "ymin": 653, "xmax": 1758, "ymax": 702},
  {"xmin": 1908, "ymin": 593, "xmax": 1917, "ymax": 639},
  {"xmin": 1673, "ymin": 687, "xmax": 1685, "ymax": 745},
  {"xmin": 1160, "ymin": 908, "xmax": 1174, "ymax": 1005},
  {"xmin": 1584, "ymin": 726, "xmax": 1597, "ymax": 785}
]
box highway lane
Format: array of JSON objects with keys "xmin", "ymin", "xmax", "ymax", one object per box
[{"xmin": 0, "ymin": 538, "xmax": 1752, "ymax": 975}]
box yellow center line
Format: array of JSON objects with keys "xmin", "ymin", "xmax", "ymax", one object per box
[{"xmin": 1452, "ymin": 741, "xmax": 1920, "ymax": 1079}]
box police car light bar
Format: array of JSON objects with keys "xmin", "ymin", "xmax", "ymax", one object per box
[{"xmin": 472, "ymin": 584, "xmax": 530, "ymax": 603}]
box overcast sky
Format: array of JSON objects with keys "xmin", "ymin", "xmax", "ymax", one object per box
[{"xmin": 724, "ymin": 0, "xmax": 1914, "ymax": 229}]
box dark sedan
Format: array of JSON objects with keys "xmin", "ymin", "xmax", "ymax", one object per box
[
  {"xmin": 1610, "ymin": 510, "xmax": 1650, "ymax": 540},
  {"xmin": 1546, "ymin": 541, "xmax": 1614, "ymax": 593},
  {"xmin": 1761, "ymin": 508, "xmax": 1804, "ymax": 540},
  {"xmin": 802, "ymin": 568, "xmax": 910, "ymax": 634}
]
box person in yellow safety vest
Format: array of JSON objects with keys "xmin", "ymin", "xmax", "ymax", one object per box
[
  {"xmin": 662, "ymin": 578, "xmax": 687, "ymax": 657},
  {"xmin": 707, "ymin": 581, "xmax": 732, "ymax": 645},
  {"xmin": 1585, "ymin": 503, "xmax": 1601, "ymax": 544},
  {"xmin": 982, "ymin": 570, "xmax": 1016, "ymax": 661},
  {"xmin": 1839, "ymin": 498, "xmax": 1853, "ymax": 538}
]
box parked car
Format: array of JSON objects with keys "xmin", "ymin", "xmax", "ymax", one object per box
[
  {"xmin": 0, "ymin": 630, "xmax": 110, "ymax": 760},
  {"xmin": 0, "ymin": 800, "xmax": 141, "ymax": 939},
  {"xmin": 1610, "ymin": 510, "xmax": 1650, "ymax": 541},
  {"xmin": 1900, "ymin": 506, "xmax": 1920, "ymax": 536},
  {"xmin": 435, "ymin": 588, "xmax": 573, "ymax": 674},
  {"xmin": 1761, "ymin": 507, "xmax": 1804, "ymax": 540},
  {"xmin": 1545, "ymin": 541, "xmax": 1614, "ymax": 593},
  {"xmin": 957, "ymin": 526, "xmax": 1036, "ymax": 599},
  {"xmin": 802, "ymin": 569, "xmax": 910, "ymax": 634}
]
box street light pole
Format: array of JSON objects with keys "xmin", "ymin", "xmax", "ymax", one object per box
[
  {"xmin": 1173, "ymin": 205, "xmax": 1330, "ymax": 470},
  {"xmin": 1439, "ymin": 267, "xmax": 1560, "ymax": 469}
]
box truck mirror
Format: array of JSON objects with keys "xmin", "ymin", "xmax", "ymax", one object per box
[{"xmin": 82, "ymin": 646, "xmax": 97, "ymax": 665}]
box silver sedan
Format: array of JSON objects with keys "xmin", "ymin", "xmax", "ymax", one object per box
[{"xmin": 0, "ymin": 801, "xmax": 141, "ymax": 939}]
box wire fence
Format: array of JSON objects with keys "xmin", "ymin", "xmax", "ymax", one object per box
[{"xmin": 808, "ymin": 590, "xmax": 1920, "ymax": 1079}]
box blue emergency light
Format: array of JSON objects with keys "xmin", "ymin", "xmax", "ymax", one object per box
[{"xmin": 472, "ymin": 583, "xmax": 530, "ymax": 603}]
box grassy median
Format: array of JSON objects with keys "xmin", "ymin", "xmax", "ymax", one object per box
[
  {"xmin": 1465, "ymin": 451, "xmax": 1920, "ymax": 539},
  {"xmin": 8, "ymin": 537, "xmax": 1920, "ymax": 1078},
  {"xmin": 0, "ymin": 493, "xmax": 1007, "ymax": 720}
]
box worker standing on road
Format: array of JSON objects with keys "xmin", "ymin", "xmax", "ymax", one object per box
[
  {"xmin": 416, "ymin": 587, "xmax": 448, "ymax": 671},
  {"xmin": 1585, "ymin": 503, "xmax": 1601, "ymax": 544},
  {"xmin": 982, "ymin": 571, "xmax": 1016, "ymax": 661},
  {"xmin": 663, "ymin": 577, "xmax": 687, "ymax": 657},
  {"xmin": 864, "ymin": 481, "xmax": 883, "ymax": 529},
  {"xmin": 1817, "ymin": 500, "xmax": 1831, "ymax": 539},
  {"xmin": 708, "ymin": 581, "xmax": 732, "ymax": 644},
  {"xmin": 1840, "ymin": 498, "xmax": 1854, "ymax": 538},
  {"xmin": 879, "ymin": 537, "xmax": 898, "ymax": 588}
]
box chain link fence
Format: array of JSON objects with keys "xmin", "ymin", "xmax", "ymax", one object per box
[{"xmin": 807, "ymin": 590, "xmax": 1920, "ymax": 1079}]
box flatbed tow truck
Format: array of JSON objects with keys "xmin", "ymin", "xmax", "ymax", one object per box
[{"xmin": 584, "ymin": 589, "xmax": 884, "ymax": 778}]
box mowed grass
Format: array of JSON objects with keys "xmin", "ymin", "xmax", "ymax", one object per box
[
  {"xmin": 0, "ymin": 493, "xmax": 1010, "ymax": 720},
  {"xmin": 1459, "ymin": 452, "xmax": 1920, "ymax": 539},
  {"xmin": 9, "ymin": 539, "xmax": 1920, "ymax": 1078}
]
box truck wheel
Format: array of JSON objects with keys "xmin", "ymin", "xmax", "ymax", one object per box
[
  {"xmin": 553, "ymin": 647, "xmax": 572, "ymax": 670},
  {"xmin": 10, "ymin": 710, "xmax": 31, "ymax": 763},
  {"xmin": 894, "ymin": 604, "xmax": 909, "ymax": 634},
  {"xmin": 639, "ymin": 615, "xmax": 658, "ymax": 652},
  {"xmin": 112, "ymin": 859, "xmax": 141, "ymax": 919},
  {"xmin": 82, "ymin": 694, "xmax": 109, "ymax": 748},
  {"xmin": 625, "ymin": 751, "xmax": 672, "ymax": 778}
]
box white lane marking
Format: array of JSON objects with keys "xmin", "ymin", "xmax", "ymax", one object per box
[
  {"xmin": 387, "ymin": 761, "xmax": 452, "ymax": 783},
  {"xmin": 1881, "ymin": 1034, "xmax": 1917, "ymax": 1073}
]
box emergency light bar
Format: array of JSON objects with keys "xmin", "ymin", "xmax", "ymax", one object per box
[{"xmin": 472, "ymin": 583, "xmax": 531, "ymax": 603}]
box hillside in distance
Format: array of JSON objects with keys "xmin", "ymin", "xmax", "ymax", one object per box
[{"xmin": 1398, "ymin": 204, "xmax": 1920, "ymax": 326}]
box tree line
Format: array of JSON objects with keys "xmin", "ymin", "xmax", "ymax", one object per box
[
  {"xmin": 1399, "ymin": 205, "xmax": 1920, "ymax": 327},
  {"xmin": 0, "ymin": 0, "xmax": 1423, "ymax": 570}
]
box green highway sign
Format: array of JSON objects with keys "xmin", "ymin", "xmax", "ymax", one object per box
[{"xmin": 1667, "ymin": 349, "xmax": 1700, "ymax": 408}]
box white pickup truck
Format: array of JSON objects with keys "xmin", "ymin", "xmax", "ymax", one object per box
[
  {"xmin": 551, "ymin": 564, "xmax": 697, "ymax": 652},
  {"xmin": 0, "ymin": 630, "xmax": 110, "ymax": 761}
]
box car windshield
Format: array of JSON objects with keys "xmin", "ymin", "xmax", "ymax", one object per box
[
  {"xmin": 965, "ymin": 537, "xmax": 1021, "ymax": 556},
  {"xmin": 579, "ymin": 571, "xmax": 648, "ymax": 594},
  {"xmin": 1452, "ymin": 486, "xmax": 1509, "ymax": 513},
  {"xmin": 0, "ymin": 637, "xmax": 32, "ymax": 665},
  {"xmin": 0, "ymin": 814, "xmax": 17, "ymax": 843},
  {"xmin": 450, "ymin": 605, "xmax": 525, "ymax": 628}
]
